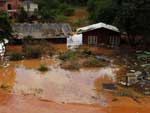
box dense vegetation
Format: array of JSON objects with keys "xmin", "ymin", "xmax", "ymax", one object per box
[
  {"xmin": 34, "ymin": 0, "xmax": 76, "ymax": 22},
  {"xmin": 0, "ymin": 11, "xmax": 12, "ymax": 41}
]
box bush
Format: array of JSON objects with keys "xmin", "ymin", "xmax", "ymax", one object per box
[
  {"xmin": 59, "ymin": 48, "xmax": 91, "ymax": 61},
  {"xmin": 38, "ymin": 64, "xmax": 49, "ymax": 72},
  {"xmin": 64, "ymin": 7, "xmax": 75, "ymax": 16},
  {"xmin": 9, "ymin": 52, "xmax": 23, "ymax": 61},
  {"xmin": 24, "ymin": 46, "xmax": 42, "ymax": 59},
  {"xmin": 59, "ymin": 50, "xmax": 77, "ymax": 61}
]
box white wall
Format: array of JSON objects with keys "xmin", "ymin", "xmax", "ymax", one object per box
[{"xmin": 23, "ymin": 2, "xmax": 38, "ymax": 12}]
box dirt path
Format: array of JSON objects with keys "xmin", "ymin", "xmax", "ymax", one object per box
[{"xmin": 0, "ymin": 93, "xmax": 150, "ymax": 113}]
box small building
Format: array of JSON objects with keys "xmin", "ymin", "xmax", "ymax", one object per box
[
  {"xmin": 23, "ymin": 0, "xmax": 38, "ymax": 16},
  {"xmin": 0, "ymin": 0, "xmax": 22, "ymax": 18},
  {"xmin": 13, "ymin": 23, "xmax": 72, "ymax": 44},
  {"xmin": 77, "ymin": 23, "xmax": 120, "ymax": 47},
  {"xmin": 0, "ymin": 0, "xmax": 6, "ymax": 11}
]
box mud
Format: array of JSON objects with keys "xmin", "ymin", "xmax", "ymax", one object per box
[{"xmin": 0, "ymin": 46, "xmax": 150, "ymax": 113}]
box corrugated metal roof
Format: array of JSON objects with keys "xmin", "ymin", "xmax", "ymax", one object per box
[
  {"xmin": 77, "ymin": 22, "xmax": 119, "ymax": 33},
  {"xmin": 13, "ymin": 23, "xmax": 72, "ymax": 39},
  {"xmin": 0, "ymin": 0, "xmax": 6, "ymax": 2}
]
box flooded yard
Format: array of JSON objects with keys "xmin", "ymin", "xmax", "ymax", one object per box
[
  {"xmin": 1, "ymin": 46, "xmax": 150, "ymax": 113},
  {"xmin": 0, "ymin": 58, "xmax": 116, "ymax": 106}
]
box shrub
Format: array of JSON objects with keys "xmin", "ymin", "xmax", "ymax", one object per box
[
  {"xmin": 59, "ymin": 50, "xmax": 77, "ymax": 61},
  {"xmin": 59, "ymin": 48, "xmax": 91, "ymax": 61},
  {"xmin": 38, "ymin": 64, "xmax": 49, "ymax": 72},
  {"xmin": 9, "ymin": 52, "xmax": 23, "ymax": 61}
]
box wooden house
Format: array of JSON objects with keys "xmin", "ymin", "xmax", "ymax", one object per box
[{"xmin": 77, "ymin": 23, "xmax": 120, "ymax": 47}]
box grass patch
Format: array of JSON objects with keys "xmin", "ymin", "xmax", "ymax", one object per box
[
  {"xmin": 59, "ymin": 48, "xmax": 91, "ymax": 61},
  {"xmin": 38, "ymin": 64, "xmax": 49, "ymax": 72},
  {"xmin": 59, "ymin": 50, "xmax": 78, "ymax": 61},
  {"xmin": 9, "ymin": 52, "xmax": 23, "ymax": 61},
  {"xmin": 83, "ymin": 57, "xmax": 109, "ymax": 67},
  {"xmin": 59, "ymin": 48, "xmax": 109, "ymax": 70}
]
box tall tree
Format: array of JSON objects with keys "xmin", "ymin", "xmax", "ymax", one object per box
[
  {"xmin": 87, "ymin": 0, "xmax": 116, "ymax": 24},
  {"xmin": 114, "ymin": 0, "xmax": 150, "ymax": 46}
]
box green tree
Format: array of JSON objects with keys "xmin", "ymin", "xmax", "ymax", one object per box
[
  {"xmin": 0, "ymin": 11, "xmax": 12, "ymax": 41},
  {"xmin": 87, "ymin": 0, "xmax": 150, "ymax": 47},
  {"xmin": 17, "ymin": 7, "xmax": 28, "ymax": 22},
  {"xmin": 114, "ymin": 0, "xmax": 150, "ymax": 46},
  {"xmin": 35, "ymin": 0, "xmax": 59, "ymax": 21},
  {"xmin": 87, "ymin": 0, "xmax": 116, "ymax": 24}
]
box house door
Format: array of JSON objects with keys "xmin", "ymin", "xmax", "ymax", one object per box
[{"xmin": 88, "ymin": 36, "xmax": 98, "ymax": 45}]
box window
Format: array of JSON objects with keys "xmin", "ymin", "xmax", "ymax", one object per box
[
  {"xmin": 7, "ymin": 4, "xmax": 12, "ymax": 10},
  {"xmin": 88, "ymin": 36, "xmax": 98, "ymax": 45}
]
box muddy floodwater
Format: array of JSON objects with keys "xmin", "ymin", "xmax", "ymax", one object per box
[
  {"xmin": 1, "ymin": 50, "xmax": 150, "ymax": 113},
  {"xmin": 0, "ymin": 58, "xmax": 116, "ymax": 105}
]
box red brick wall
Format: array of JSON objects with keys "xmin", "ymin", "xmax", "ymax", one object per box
[
  {"xmin": 7, "ymin": 0, "xmax": 21, "ymax": 10},
  {"xmin": 0, "ymin": 2, "xmax": 6, "ymax": 10},
  {"xmin": 0, "ymin": 0, "xmax": 21, "ymax": 12}
]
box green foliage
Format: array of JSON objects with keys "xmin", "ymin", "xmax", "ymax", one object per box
[
  {"xmin": 59, "ymin": 50, "xmax": 78, "ymax": 61},
  {"xmin": 59, "ymin": 48, "xmax": 90, "ymax": 61},
  {"xmin": 87, "ymin": 0, "xmax": 150, "ymax": 47},
  {"xmin": 17, "ymin": 7, "xmax": 28, "ymax": 22},
  {"xmin": 59, "ymin": 0, "xmax": 88, "ymax": 6},
  {"xmin": 39, "ymin": 8, "xmax": 57, "ymax": 22},
  {"xmin": 59, "ymin": 3, "xmax": 75, "ymax": 16},
  {"xmin": 35, "ymin": 0, "xmax": 76, "ymax": 22},
  {"xmin": 9, "ymin": 52, "xmax": 23, "ymax": 61},
  {"xmin": 0, "ymin": 11, "xmax": 12, "ymax": 41},
  {"xmin": 64, "ymin": 7, "xmax": 75, "ymax": 16},
  {"xmin": 87, "ymin": 0, "xmax": 115, "ymax": 24},
  {"xmin": 38, "ymin": 64, "xmax": 49, "ymax": 72},
  {"xmin": 55, "ymin": 15, "xmax": 68, "ymax": 22}
]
